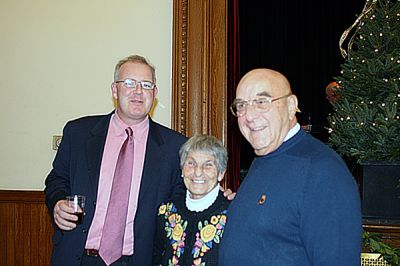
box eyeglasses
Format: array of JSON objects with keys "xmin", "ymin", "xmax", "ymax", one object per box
[
  {"xmin": 230, "ymin": 93, "xmax": 292, "ymax": 117},
  {"xmin": 115, "ymin": 78, "xmax": 156, "ymax": 90}
]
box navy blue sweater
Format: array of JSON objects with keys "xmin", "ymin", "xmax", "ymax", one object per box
[{"xmin": 219, "ymin": 130, "xmax": 361, "ymax": 266}]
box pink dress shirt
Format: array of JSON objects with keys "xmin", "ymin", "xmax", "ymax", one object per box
[{"xmin": 85, "ymin": 112, "xmax": 149, "ymax": 255}]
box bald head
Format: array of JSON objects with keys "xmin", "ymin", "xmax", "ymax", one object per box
[
  {"xmin": 238, "ymin": 69, "xmax": 292, "ymax": 97},
  {"xmin": 234, "ymin": 68, "xmax": 298, "ymax": 155}
]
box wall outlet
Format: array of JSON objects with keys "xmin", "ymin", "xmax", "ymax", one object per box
[{"xmin": 52, "ymin": 135, "xmax": 62, "ymax": 150}]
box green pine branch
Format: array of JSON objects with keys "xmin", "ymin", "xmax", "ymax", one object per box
[{"xmin": 327, "ymin": 0, "xmax": 400, "ymax": 163}]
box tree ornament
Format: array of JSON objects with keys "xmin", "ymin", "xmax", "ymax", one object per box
[{"xmin": 325, "ymin": 81, "xmax": 342, "ymax": 103}]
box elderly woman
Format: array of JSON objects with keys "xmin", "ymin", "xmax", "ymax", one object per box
[{"xmin": 153, "ymin": 134, "xmax": 229, "ymax": 266}]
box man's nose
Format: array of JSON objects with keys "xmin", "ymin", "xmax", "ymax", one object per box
[{"xmin": 132, "ymin": 83, "xmax": 143, "ymax": 94}]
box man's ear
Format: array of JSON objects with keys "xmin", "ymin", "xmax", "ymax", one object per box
[
  {"xmin": 288, "ymin": 94, "xmax": 298, "ymax": 120},
  {"xmin": 153, "ymin": 86, "xmax": 159, "ymax": 97},
  {"xmin": 111, "ymin": 82, "xmax": 118, "ymax": 100}
]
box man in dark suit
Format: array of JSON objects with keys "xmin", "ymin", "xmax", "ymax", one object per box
[{"xmin": 45, "ymin": 55, "xmax": 187, "ymax": 266}]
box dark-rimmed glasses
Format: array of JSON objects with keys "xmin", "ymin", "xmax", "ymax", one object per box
[
  {"xmin": 115, "ymin": 78, "xmax": 156, "ymax": 90},
  {"xmin": 230, "ymin": 93, "xmax": 292, "ymax": 117}
]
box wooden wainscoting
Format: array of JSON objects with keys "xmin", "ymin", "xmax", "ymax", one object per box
[{"xmin": 0, "ymin": 190, "xmax": 53, "ymax": 266}]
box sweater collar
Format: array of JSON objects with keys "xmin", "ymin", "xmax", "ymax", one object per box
[
  {"xmin": 185, "ymin": 184, "xmax": 220, "ymax": 212},
  {"xmin": 257, "ymin": 126, "xmax": 306, "ymax": 159}
]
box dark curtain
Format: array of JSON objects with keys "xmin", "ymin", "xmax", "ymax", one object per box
[
  {"xmin": 227, "ymin": 0, "xmax": 366, "ymax": 183},
  {"xmin": 226, "ymin": 0, "xmax": 242, "ymax": 192}
]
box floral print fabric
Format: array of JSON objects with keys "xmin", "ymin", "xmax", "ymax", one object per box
[{"xmin": 155, "ymin": 193, "xmax": 229, "ymax": 266}]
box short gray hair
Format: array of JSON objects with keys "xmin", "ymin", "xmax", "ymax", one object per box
[
  {"xmin": 179, "ymin": 134, "xmax": 228, "ymax": 174},
  {"xmin": 113, "ymin": 54, "xmax": 156, "ymax": 83}
]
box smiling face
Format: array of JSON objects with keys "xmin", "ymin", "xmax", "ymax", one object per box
[
  {"xmin": 236, "ymin": 69, "xmax": 298, "ymax": 156},
  {"xmin": 111, "ymin": 62, "xmax": 158, "ymax": 125},
  {"xmin": 182, "ymin": 151, "xmax": 225, "ymax": 199}
]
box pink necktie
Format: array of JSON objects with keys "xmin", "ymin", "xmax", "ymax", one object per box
[{"xmin": 99, "ymin": 127, "xmax": 134, "ymax": 265}]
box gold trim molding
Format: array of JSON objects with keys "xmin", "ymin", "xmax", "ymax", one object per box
[{"xmin": 172, "ymin": 0, "xmax": 228, "ymax": 142}]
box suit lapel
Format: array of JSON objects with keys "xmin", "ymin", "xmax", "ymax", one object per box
[
  {"xmin": 86, "ymin": 113, "xmax": 112, "ymax": 197},
  {"xmin": 138, "ymin": 119, "xmax": 164, "ymax": 202}
]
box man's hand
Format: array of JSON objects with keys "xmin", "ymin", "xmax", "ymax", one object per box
[
  {"xmin": 220, "ymin": 186, "xmax": 236, "ymax": 201},
  {"xmin": 53, "ymin": 200, "xmax": 78, "ymax": 230}
]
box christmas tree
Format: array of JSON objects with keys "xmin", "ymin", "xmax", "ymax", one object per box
[{"xmin": 327, "ymin": 0, "xmax": 400, "ymax": 163}]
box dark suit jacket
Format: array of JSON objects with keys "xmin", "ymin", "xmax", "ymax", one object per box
[{"xmin": 45, "ymin": 112, "xmax": 187, "ymax": 266}]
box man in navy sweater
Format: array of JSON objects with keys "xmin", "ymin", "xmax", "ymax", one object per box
[{"xmin": 219, "ymin": 69, "xmax": 362, "ymax": 265}]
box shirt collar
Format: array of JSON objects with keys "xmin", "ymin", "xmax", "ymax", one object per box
[
  {"xmin": 283, "ymin": 123, "xmax": 300, "ymax": 142},
  {"xmin": 113, "ymin": 110, "xmax": 149, "ymax": 137}
]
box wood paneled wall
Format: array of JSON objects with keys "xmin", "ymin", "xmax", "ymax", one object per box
[
  {"xmin": 172, "ymin": 0, "xmax": 228, "ymax": 141},
  {"xmin": 0, "ymin": 190, "xmax": 53, "ymax": 266}
]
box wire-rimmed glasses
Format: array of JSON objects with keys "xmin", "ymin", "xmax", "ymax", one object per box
[
  {"xmin": 230, "ymin": 93, "xmax": 292, "ymax": 117},
  {"xmin": 115, "ymin": 78, "xmax": 156, "ymax": 90}
]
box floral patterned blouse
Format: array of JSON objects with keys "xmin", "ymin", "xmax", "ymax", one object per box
[{"xmin": 153, "ymin": 191, "xmax": 230, "ymax": 266}]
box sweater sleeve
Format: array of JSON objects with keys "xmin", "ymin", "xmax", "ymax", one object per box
[{"xmin": 300, "ymin": 154, "xmax": 362, "ymax": 266}]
